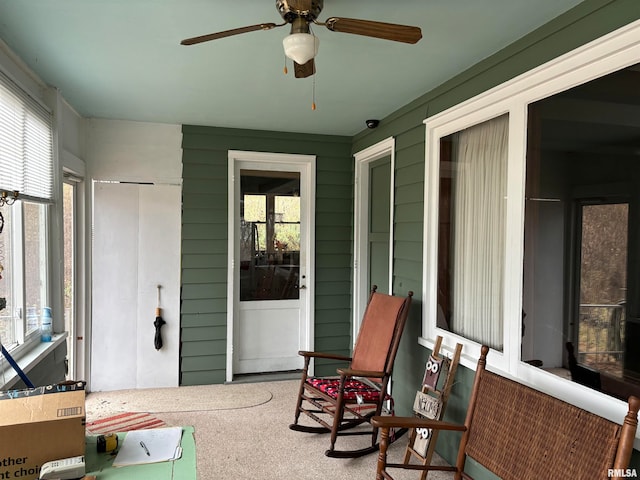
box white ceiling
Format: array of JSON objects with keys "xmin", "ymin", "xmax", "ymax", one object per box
[{"xmin": 0, "ymin": 0, "xmax": 585, "ymax": 136}]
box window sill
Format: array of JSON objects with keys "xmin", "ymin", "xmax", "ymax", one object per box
[
  {"xmin": 418, "ymin": 334, "xmax": 494, "ymax": 371},
  {"xmin": 0, "ymin": 333, "xmax": 67, "ymax": 390}
]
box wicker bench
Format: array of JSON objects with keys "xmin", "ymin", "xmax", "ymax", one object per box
[{"xmin": 372, "ymin": 345, "xmax": 640, "ymax": 480}]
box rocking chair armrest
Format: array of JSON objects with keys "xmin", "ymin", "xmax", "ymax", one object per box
[
  {"xmin": 371, "ymin": 415, "xmax": 467, "ymax": 432},
  {"xmin": 297, "ymin": 350, "xmax": 352, "ymax": 362},
  {"xmin": 336, "ymin": 367, "xmax": 385, "ymax": 378}
]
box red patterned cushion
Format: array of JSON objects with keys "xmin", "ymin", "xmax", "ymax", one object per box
[{"xmin": 307, "ymin": 377, "xmax": 381, "ymax": 402}]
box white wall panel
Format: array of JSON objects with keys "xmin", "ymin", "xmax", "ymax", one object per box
[
  {"xmin": 92, "ymin": 182, "xmax": 139, "ymax": 391},
  {"xmin": 88, "ymin": 119, "xmax": 182, "ymax": 391}
]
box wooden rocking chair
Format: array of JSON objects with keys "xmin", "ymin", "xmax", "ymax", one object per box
[{"xmin": 289, "ymin": 286, "xmax": 413, "ymax": 458}]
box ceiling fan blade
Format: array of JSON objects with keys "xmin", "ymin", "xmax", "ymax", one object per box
[
  {"xmin": 294, "ymin": 59, "xmax": 315, "ymax": 78},
  {"xmin": 323, "ymin": 17, "xmax": 422, "ymax": 44},
  {"xmin": 181, "ymin": 23, "xmax": 282, "ymax": 45}
]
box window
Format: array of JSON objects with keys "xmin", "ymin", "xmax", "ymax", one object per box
[
  {"xmin": 0, "ymin": 202, "xmax": 49, "ymax": 348},
  {"xmin": 422, "ymin": 20, "xmax": 640, "ymax": 422},
  {"xmin": 0, "ymin": 68, "xmax": 53, "ymax": 351},
  {"xmin": 0, "ymin": 70, "xmax": 53, "ymax": 199},
  {"xmin": 438, "ymin": 115, "xmax": 508, "ymax": 350},
  {"xmin": 523, "ymin": 65, "xmax": 640, "ymax": 402}
]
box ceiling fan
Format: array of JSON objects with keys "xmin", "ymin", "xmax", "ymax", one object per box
[{"xmin": 180, "ymin": 0, "xmax": 422, "ymax": 79}]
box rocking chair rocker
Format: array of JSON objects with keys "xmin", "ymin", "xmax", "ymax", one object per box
[{"xmin": 289, "ymin": 286, "xmax": 413, "ymax": 458}]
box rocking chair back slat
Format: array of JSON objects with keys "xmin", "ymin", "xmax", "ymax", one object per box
[{"xmin": 351, "ymin": 293, "xmax": 408, "ymax": 376}]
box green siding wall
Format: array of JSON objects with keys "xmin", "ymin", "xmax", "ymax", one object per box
[
  {"xmin": 350, "ymin": 0, "xmax": 640, "ymax": 475},
  {"xmin": 181, "ymin": 126, "xmax": 352, "ymax": 385}
]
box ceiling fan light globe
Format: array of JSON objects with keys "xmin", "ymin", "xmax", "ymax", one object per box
[{"xmin": 283, "ymin": 33, "xmax": 319, "ymax": 65}]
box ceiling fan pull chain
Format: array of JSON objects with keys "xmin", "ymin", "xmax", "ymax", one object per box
[
  {"xmin": 311, "ymin": 71, "xmax": 317, "ymax": 110},
  {"xmin": 283, "ymin": 55, "xmax": 288, "ymax": 75}
]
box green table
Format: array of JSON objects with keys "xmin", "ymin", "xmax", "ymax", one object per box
[{"xmin": 85, "ymin": 427, "xmax": 197, "ymax": 479}]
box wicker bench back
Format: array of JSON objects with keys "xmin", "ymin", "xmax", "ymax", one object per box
[{"xmin": 466, "ymin": 370, "xmax": 620, "ymax": 479}]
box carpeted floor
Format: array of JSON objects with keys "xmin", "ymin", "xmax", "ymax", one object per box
[{"xmin": 85, "ymin": 379, "xmax": 455, "ymax": 480}]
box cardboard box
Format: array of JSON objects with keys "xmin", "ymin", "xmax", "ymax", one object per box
[{"xmin": 0, "ymin": 382, "xmax": 85, "ymax": 480}]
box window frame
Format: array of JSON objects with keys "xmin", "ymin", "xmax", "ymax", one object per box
[
  {"xmin": 421, "ymin": 18, "xmax": 640, "ymax": 440},
  {"xmin": 0, "ymin": 63, "xmax": 58, "ymax": 385}
]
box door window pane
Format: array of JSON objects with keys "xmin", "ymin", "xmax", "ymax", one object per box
[
  {"xmin": 239, "ymin": 170, "xmax": 300, "ymax": 301},
  {"xmin": 63, "ymin": 182, "xmax": 75, "ymax": 379}
]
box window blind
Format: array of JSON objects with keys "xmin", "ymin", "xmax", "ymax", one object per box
[{"xmin": 0, "ymin": 69, "xmax": 53, "ymax": 200}]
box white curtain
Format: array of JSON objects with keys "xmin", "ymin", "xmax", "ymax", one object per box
[{"xmin": 451, "ymin": 114, "xmax": 508, "ymax": 349}]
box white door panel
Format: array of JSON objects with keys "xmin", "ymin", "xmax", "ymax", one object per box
[{"xmin": 237, "ymin": 300, "xmax": 303, "ymax": 372}]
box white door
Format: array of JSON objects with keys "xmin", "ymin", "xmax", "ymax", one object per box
[
  {"xmin": 228, "ymin": 151, "xmax": 315, "ymax": 379},
  {"xmin": 92, "ymin": 182, "xmax": 181, "ymax": 391}
]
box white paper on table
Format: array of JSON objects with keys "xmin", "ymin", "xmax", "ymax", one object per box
[{"xmin": 113, "ymin": 427, "xmax": 184, "ymax": 467}]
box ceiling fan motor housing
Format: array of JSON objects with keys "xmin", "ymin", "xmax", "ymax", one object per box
[{"xmin": 276, "ymin": 0, "xmax": 323, "ymax": 23}]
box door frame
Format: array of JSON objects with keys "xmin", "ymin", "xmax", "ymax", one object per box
[
  {"xmin": 226, "ymin": 150, "xmax": 316, "ymax": 382},
  {"xmin": 353, "ymin": 137, "xmax": 395, "ymax": 342},
  {"xmin": 61, "ymin": 152, "xmax": 86, "ymax": 384}
]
